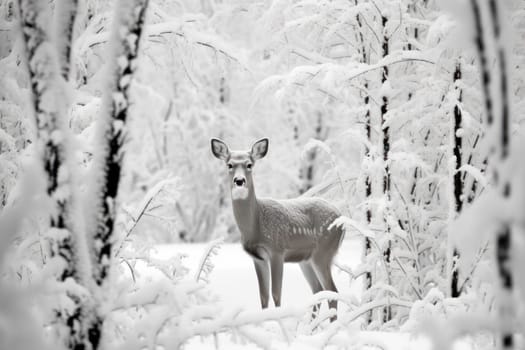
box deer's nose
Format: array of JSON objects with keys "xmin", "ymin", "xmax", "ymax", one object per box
[{"xmin": 233, "ymin": 177, "xmax": 246, "ymax": 187}]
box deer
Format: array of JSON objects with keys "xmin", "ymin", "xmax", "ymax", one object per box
[{"xmin": 211, "ymin": 137, "xmax": 344, "ymax": 321}]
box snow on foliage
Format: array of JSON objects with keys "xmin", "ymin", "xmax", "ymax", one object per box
[
  {"xmin": 2, "ymin": 0, "xmax": 525, "ymax": 349},
  {"xmin": 0, "ymin": 160, "xmax": 49, "ymax": 349}
]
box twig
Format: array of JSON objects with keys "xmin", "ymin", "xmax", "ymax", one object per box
[
  {"xmin": 300, "ymin": 176, "xmax": 357, "ymax": 198},
  {"xmin": 347, "ymin": 56, "xmax": 436, "ymax": 83},
  {"xmin": 369, "ymin": 0, "xmax": 383, "ymax": 17},
  {"xmin": 393, "ymin": 255, "xmax": 423, "ymax": 299},
  {"xmin": 458, "ymin": 240, "xmax": 490, "ymax": 294},
  {"xmin": 120, "ymin": 258, "xmax": 136, "ymax": 283},
  {"xmin": 114, "ymin": 179, "xmax": 176, "ymax": 257},
  {"xmin": 341, "ymin": 297, "xmax": 412, "ymax": 324},
  {"xmin": 391, "ymin": 4, "xmax": 403, "ymax": 37},
  {"xmin": 359, "ymin": 12, "xmax": 381, "ymax": 45},
  {"xmin": 194, "ymin": 238, "xmax": 223, "ymax": 282}
]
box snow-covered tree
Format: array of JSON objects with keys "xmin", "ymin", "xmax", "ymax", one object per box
[
  {"xmin": 468, "ymin": 0, "xmax": 514, "ymax": 347},
  {"xmin": 17, "ymin": 0, "xmax": 93, "ymax": 347},
  {"xmin": 450, "ymin": 61, "xmax": 463, "ymax": 298},
  {"xmin": 84, "ymin": 0, "xmax": 149, "ymax": 347}
]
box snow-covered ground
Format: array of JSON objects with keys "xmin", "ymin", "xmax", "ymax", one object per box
[
  {"xmin": 147, "ymin": 240, "xmax": 477, "ymax": 350},
  {"xmin": 154, "ymin": 239, "xmax": 362, "ymax": 312}
]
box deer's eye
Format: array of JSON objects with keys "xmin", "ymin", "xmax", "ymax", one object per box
[
  {"xmin": 227, "ymin": 163, "xmax": 233, "ymax": 170},
  {"xmin": 246, "ymin": 163, "xmax": 252, "ymax": 170}
]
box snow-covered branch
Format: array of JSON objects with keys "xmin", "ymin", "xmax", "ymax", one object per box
[
  {"xmin": 253, "ymin": 50, "xmax": 435, "ymax": 104},
  {"xmin": 74, "ymin": 20, "xmax": 250, "ymax": 71}
]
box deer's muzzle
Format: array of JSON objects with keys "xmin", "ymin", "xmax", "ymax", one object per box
[{"xmin": 233, "ymin": 177, "xmax": 246, "ymax": 187}]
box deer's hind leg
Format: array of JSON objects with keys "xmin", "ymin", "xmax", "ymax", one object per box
[
  {"xmin": 300, "ymin": 261, "xmax": 323, "ymax": 318},
  {"xmin": 312, "ymin": 239, "xmax": 340, "ymax": 321}
]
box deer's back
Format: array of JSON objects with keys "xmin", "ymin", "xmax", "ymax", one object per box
[{"xmin": 257, "ymin": 197, "xmax": 341, "ymax": 255}]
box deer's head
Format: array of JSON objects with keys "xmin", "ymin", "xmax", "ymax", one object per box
[{"xmin": 211, "ymin": 138, "xmax": 269, "ymax": 200}]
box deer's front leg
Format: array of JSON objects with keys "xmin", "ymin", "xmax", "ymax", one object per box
[
  {"xmin": 253, "ymin": 259, "xmax": 270, "ymax": 308},
  {"xmin": 270, "ymin": 254, "xmax": 284, "ymax": 307}
]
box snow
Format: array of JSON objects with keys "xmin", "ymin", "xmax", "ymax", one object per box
[
  {"xmin": 120, "ymin": 241, "xmax": 480, "ymax": 350},
  {"xmin": 303, "ymin": 138, "xmax": 332, "ymax": 159},
  {"xmin": 4, "ymin": 0, "xmax": 525, "ymax": 348},
  {"xmin": 457, "ymin": 164, "xmax": 487, "ymax": 188},
  {"xmin": 149, "ymin": 241, "xmax": 360, "ymax": 319}
]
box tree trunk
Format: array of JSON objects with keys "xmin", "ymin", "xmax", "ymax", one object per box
[
  {"xmin": 218, "ymin": 77, "xmax": 228, "ymax": 210},
  {"xmin": 380, "ymin": 13, "xmax": 392, "ymax": 324},
  {"xmin": 451, "ymin": 62, "xmax": 463, "ymax": 298},
  {"xmin": 470, "ymin": 0, "xmax": 513, "ymax": 347},
  {"xmin": 488, "ymin": 0, "xmax": 513, "ymax": 347},
  {"xmin": 356, "ymin": 7, "xmax": 373, "ymax": 325},
  {"xmin": 54, "ymin": 0, "xmax": 78, "ymax": 80},
  {"xmin": 86, "ymin": 0, "xmax": 149, "ymax": 347},
  {"xmin": 89, "ymin": 0, "xmax": 149, "ymax": 285},
  {"xmin": 18, "ymin": 0, "xmax": 90, "ymax": 348}
]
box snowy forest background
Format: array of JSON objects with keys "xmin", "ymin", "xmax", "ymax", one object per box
[{"xmin": 1, "ymin": 0, "xmax": 525, "ymax": 349}]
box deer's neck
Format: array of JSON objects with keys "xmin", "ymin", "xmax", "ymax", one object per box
[{"xmin": 232, "ymin": 184, "xmax": 259, "ymax": 242}]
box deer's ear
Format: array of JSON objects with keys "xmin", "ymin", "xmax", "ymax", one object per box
[
  {"xmin": 211, "ymin": 138, "xmax": 230, "ymax": 161},
  {"xmin": 251, "ymin": 138, "xmax": 269, "ymax": 160}
]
